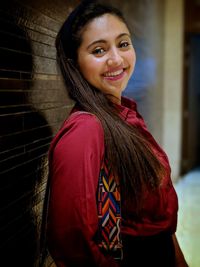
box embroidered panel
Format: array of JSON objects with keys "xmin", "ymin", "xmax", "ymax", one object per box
[{"xmin": 97, "ymin": 161, "xmax": 123, "ymax": 260}]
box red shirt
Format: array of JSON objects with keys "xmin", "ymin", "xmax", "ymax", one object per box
[{"xmin": 47, "ymin": 97, "xmax": 178, "ymax": 267}]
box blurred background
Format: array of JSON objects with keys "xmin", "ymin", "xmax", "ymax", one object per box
[{"xmin": 0, "ymin": 0, "xmax": 199, "ymax": 266}]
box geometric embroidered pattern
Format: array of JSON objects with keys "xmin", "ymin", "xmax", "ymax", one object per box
[{"xmin": 97, "ymin": 160, "xmax": 123, "ymax": 260}]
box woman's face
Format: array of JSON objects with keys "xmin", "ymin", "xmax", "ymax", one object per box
[{"xmin": 77, "ymin": 14, "xmax": 136, "ymax": 102}]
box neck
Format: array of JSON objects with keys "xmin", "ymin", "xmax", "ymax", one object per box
[{"xmin": 106, "ymin": 94, "xmax": 121, "ymax": 105}]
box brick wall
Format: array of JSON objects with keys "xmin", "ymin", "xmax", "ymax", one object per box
[
  {"xmin": 0, "ymin": 0, "xmax": 78, "ymax": 266},
  {"xmin": 0, "ymin": 0, "xmax": 162, "ymax": 266}
]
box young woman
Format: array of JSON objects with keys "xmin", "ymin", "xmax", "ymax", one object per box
[{"xmin": 45, "ymin": 1, "xmax": 188, "ymax": 266}]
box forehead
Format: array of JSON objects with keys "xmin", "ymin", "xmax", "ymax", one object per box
[{"xmin": 80, "ymin": 14, "xmax": 130, "ymax": 43}]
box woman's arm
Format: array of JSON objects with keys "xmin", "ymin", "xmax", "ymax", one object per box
[
  {"xmin": 47, "ymin": 113, "xmax": 120, "ymax": 267},
  {"xmin": 172, "ymin": 234, "xmax": 189, "ymax": 267}
]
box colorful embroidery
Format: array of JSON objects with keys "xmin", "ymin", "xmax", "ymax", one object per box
[{"xmin": 97, "ymin": 160, "xmax": 123, "ymax": 260}]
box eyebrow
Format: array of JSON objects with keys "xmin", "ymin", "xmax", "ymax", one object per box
[{"xmin": 87, "ymin": 33, "xmax": 131, "ymax": 49}]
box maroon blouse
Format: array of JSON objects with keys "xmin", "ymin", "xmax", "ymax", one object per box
[{"xmin": 47, "ymin": 97, "xmax": 178, "ymax": 267}]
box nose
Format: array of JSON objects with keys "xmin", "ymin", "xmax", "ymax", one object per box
[{"xmin": 107, "ymin": 47, "xmax": 123, "ymax": 67}]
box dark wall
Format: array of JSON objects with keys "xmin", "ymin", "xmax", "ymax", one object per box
[
  {"xmin": 0, "ymin": 0, "xmax": 161, "ymax": 266},
  {"xmin": 0, "ymin": 0, "xmax": 77, "ymax": 266}
]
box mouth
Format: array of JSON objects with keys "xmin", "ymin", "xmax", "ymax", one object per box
[{"xmin": 103, "ymin": 68, "xmax": 127, "ymax": 81}]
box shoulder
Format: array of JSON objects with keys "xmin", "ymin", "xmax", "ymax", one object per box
[
  {"xmin": 65, "ymin": 111, "xmax": 102, "ymax": 128},
  {"xmin": 49, "ymin": 111, "xmax": 104, "ymax": 157},
  {"xmin": 62, "ymin": 111, "xmax": 104, "ymax": 139}
]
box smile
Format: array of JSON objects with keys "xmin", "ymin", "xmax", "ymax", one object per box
[
  {"xmin": 103, "ymin": 68, "xmax": 126, "ymax": 81},
  {"xmin": 104, "ymin": 69, "xmax": 124, "ymax": 77}
]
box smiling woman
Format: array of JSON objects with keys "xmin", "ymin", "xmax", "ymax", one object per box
[
  {"xmin": 77, "ymin": 14, "xmax": 136, "ymax": 102},
  {"xmin": 40, "ymin": 1, "xmax": 188, "ymax": 267}
]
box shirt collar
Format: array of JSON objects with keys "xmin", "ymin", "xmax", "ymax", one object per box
[
  {"xmin": 72, "ymin": 96, "xmax": 137, "ymax": 120},
  {"xmin": 114, "ymin": 96, "xmax": 137, "ymax": 120}
]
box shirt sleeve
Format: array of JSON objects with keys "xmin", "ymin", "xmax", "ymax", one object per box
[{"xmin": 47, "ymin": 113, "xmax": 120, "ymax": 267}]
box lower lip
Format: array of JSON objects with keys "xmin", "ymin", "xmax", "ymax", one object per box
[{"xmin": 103, "ymin": 70, "xmax": 126, "ymax": 81}]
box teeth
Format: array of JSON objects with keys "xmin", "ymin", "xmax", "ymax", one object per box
[{"xmin": 104, "ymin": 69, "xmax": 123, "ymax": 77}]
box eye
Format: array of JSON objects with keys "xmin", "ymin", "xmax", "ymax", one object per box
[
  {"xmin": 119, "ymin": 41, "xmax": 131, "ymax": 49},
  {"xmin": 92, "ymin": 47, "xmax": 106, "ymax": 56}
]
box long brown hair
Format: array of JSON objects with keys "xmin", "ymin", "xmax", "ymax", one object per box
[{"xmin": 56, "ymin": 1, "xmax": 165, "ymax": 207}]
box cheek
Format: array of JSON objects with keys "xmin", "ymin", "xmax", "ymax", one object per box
[
  {"xmin": 88, "ymin": 56, "xmax": 104, "ymax": 68},
  {"xmin": 80, "ymin": 57, "xmax": 103, "ymax": 78},
  {"xmin": 128, "ymin": 49, "xmax": 136, "ymax": 73}
]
